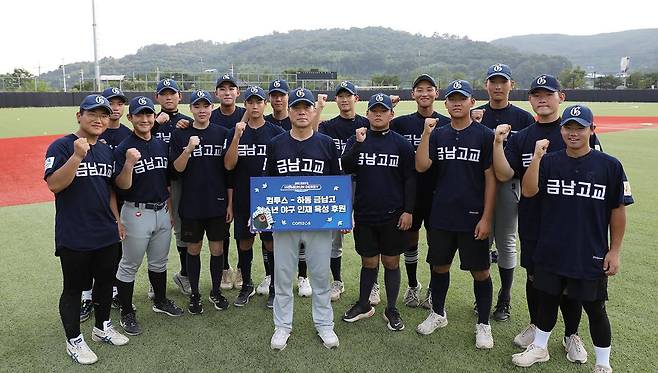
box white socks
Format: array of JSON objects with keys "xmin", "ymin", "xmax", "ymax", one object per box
[
  {"xmin": 594, "ymin": 345, "xmax": 611, "ymax": 368},
  {"xmin": 533, "ymin": 327, "xmax": 552, "ymax": 349}
]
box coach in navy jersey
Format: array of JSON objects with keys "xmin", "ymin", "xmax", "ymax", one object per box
[
  {"xmin": 390, "ymin": 74, "xmax": 450, "ymax": 309},
  {"xmin": 493, "ymin": 75, "xmax": 599, "ymax": 361},
  {"xmin": 44, "ymin": 94, "xmax": 129, "ymax": 364},
  {"xmin": 152, "ymin": 78, "xmax": 194, "ymax": 298},
  {"xmin": 265, "ymin": 88, "xmax": 341, "ymax": 351},
  {"xmin": 415, "ymin": 80, "xmax": 496, "ymax": 350},
  {"xmin": 512, "ymin": 105, "xmax": 633, "ymax": 373},
  {"xmin": 225, "ymin": 86, "xmax": 285, "ymax": 308},
  {"xmin": 473, "ymin": 64, "xmax": 535, "ymax": 322},
  {"xmin": 341, "ymin": 93, "xmax": 416, "ymax": 331},
  {"xmin": 170, "ymin": 90, "xmax": 233, "ymax": 315},
  {"xmin": 318, "ymin": 81, "xmax": 370, "ymax": 302},
  {"xmin": 114, "ymin": 96, "xmax": 184, "ymax": 336},
  {"xmin": 265, "ymin": 79, "xmax": 292, "ymax": 130}
]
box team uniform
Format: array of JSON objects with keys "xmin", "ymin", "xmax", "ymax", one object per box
[
  {"xmin": 99, "ymin": 124, "xmax": 132, "ymax": 150},
  {"xmin": 264, "ymin": 114, "xmax": 292, "ymax": 131},
  {"xmin": 210, "ymin": 105, "xmax": 247, "ymax": 130}
]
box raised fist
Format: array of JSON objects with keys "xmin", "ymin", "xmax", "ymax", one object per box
[
  {"xmin": 186, "ymin": 136, "xmax": 200, "ymax": 153},
  {"xmin": 317, "ymin": 94, "xmax": 328, "ymax": 109},
  {"xmin": 534, "ymin": 139, "xmax": 550, "ymax": 158},
  {"xmin": 126, "ymin": 148, "xmax": 141, "ymax": 165},
  {"xmin": 156, "ymin": 112, "xmax": 170, "ymax": 125},
  {"xmin": 176, "ymin": 118, "xmax": 190, "ymax": 129},
  {"xmin": 423, "ymin": 118, "xmax": 438, "ymax": 135},
  {"xmin": 235, "ymin": 122, "xmax": 247, "ymax": 138},
  {"xmin": 494, "ymin": 124, "xmax": 511, "ymax": 144},
  {"xmin": 73, "ymin": 137, "xmax": 90, "ymax": 159},
  {"xmin": 470, "ymin": 108, "xmax": 484, "ymax": 123},
  {"xmin": 355, "ymin": 127, "xmax": 367, "ymax": 142},
  {"xmin": 390, "ymin": 95, "xmax": 400, "ymax": 107}
]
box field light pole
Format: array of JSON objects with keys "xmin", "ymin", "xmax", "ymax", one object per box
[{"xmin": 92, "ymin": 0, "xmax": 101, "ymax": 91}]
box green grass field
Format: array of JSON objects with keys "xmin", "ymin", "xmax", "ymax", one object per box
[{"xmin": 1, "ymin": 102, "xmax": 657, "ymax": 372}]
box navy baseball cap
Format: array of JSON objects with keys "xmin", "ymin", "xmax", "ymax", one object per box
[
  {"xmin": 413, "ymin": 74, "xmax": 437, "ymax": 88},
  {"xmin": 128, "ymin": 96, "xmax": 156, "ymax": 115},
  {"xmin": 335, "ymin": 81, "xmax": 357, "ymax": 95},
  {"xmin": 529, "ymin": 74, "xmax": 561, "ymax": 93},
  {"xmin": 444, "ymin": 80, "xmax": 473, "ymax": 98},
  {"xmin": 79, "ymin": 94, "xmax": 112, "ymax": 114},
  {"xmin": 288, "ymin": 88, "xmax": 315, "ymax": 107},
  {"xmin": 216, "ymin": 73, "xmax": 238, "ymax": 88},
  {"xmin": 156, "ymin": 78, "xmax": 180, "ymax": 94},
  {"xmin": 367, "ymin": 93, "xmax": 393, "ymax": 111},
  {"xmin": 244, "ymin": 86, "xmax": 267, "ymax": 101},
  {"xmin": 101, "ymin": 87, "xmax": 128, "ymax": 102},
  {"xmin": 560, "ymin": 105, "xmax": 594, "ymax": 127},
  {"xmin": 268, "ymin": 79, "xmax": 289, "ymax": 94},
  {"xmin": 190, "ymin": 90, "xmax": 213, "ymax": 105},
  {"xmin": 486, "ymin": 63, "xmax": 512, "ymax": 80}
]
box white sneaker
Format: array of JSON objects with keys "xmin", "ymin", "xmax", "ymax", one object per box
[
  {"xmin": 403, "ymin": 282, "xmax": 422, "ymax": 307},
  {"xmin": 330, "ymin": 281, "xmax": 344, "ymax": 302},
  {"xmin": 514, "ymin": 323, "xmax": 536, "ymax": 348},
  {"xmin": 318, "ymin": 329, "xmax": 339, "ymax": 349},
  {"xmin": 66, "ymin": 335, "xmax": 98, "ymax": 365},
  {"xmin": 475, "ymin": 323, "xmax": 494, "ymax": 349},
  {"xmin": 233, "ymin": 268, "xmax": 243, "ymax": 290},
  {"xmin": 173, "ymin": 271, "xmax": 191, "ymax": 295},
  {"xmin": 147, "ymin": 285, "xmax": 155, "ymax": 300},
  {"xmin": 257, "ymin": 275, "xmax": 271, "ymax": 295},
  {"xmin": 221, "ymin": 269, "xmax": 233, "ymax": 290},
  {"xmin": 298, "ymin": 277, "xmax": 312, "ymax": 297},
  {"xmin": 369, "ymin": 283, "xmax": 381, "ymax": 306},
  {"xmin": 91, "ymin": 320, "xmax": 129, "ymax": 346},
  {"xmin": 416, "ymin": 311, "xmax": 448, "ymax": 335},
  {"xmin": 512, "ymin": 343, "xmax": 550, "ymax": 367},
  {"xmin": 270, "ymin": 328, "xmax": 291, "ymax": 350},
  {"xmin": 593, "ymin": 364, "xmax": 613, "ymax": 373},
  {"xmin": 564, "ymin": 334, "xmax": 588, "ymax": 363}
]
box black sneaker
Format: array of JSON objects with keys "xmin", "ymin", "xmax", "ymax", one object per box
[
  {"xmin": 492, "ymin": 302, "xmax": 511, "ymax": 322},
  {"xmin": 111, "ymin": 296, "xmax": 120, "ymax": 310},
  {"xmin": 188, "ymin": 293, "xmax": 204, "ymax": 315},
  {"xmin": 209, "ymin": 291, "xmax": 229, "ymax": 311},
  {"xmin": 383, "ymin": 307, "xmax": 405, "ymax": 331},
  {"xmin": 153, "ymin": 298, "xmax": 184, "ymax": 317},
  {"xmin": 266, "ymin": 291, "xmax": 275, "ymax": 309},
  {"xmin": 120, "ymin": 311, "xmax": 142, "ymax": 335},
  {"xmin": 80, "ymin": 299, "xmax": 93, "ymax": 322},
  {"xmin": 234, "ymin": 283, "xmax": 256, "ymax": 307},
  {"xmin": 342, "ymin": 302, "xmax": 375, "ymax": 323}
]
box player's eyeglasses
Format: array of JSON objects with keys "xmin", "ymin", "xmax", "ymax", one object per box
[{"xmin": 84, "ymin": 112, "xmax": 110, "ymax": 120}]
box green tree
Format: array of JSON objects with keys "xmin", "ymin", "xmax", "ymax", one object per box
[
  {"xmin": 594, "ymin": 75, "xmax": 623, "ymax": 89},
  {"xmin": 558, "ymin": 66, "xmax": 586, "ymax": 89},
  {"xmin": 371, "ymin": 74, "xmax": 400, "ymax": 87}
]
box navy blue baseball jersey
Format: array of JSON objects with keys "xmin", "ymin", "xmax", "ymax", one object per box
[
  {"xmin": 114, "ymin": 133, "xmax": 169, "ymax": 203},
  {"xmin": 427, "ymin": 122, "xmax": 495, "ymax": 232},
  {"xmin": 99, "ymin": 124, "xmax": 132, "ymax": 149},
  {"xmin": 264, "ymin": 114, "xmax": 292, "ymax": 131},
  {"xmin": 476, "ymin": 103, "xmax": 534, "ymax": 136},
  {"xmin": 318, "ymin": 114, "xmax": 370, "ymax": 153},
  {"xmin": 210, "ymin": 106, "xmax": 247, "ymax": 130},
  {"xmin": 264, "ymin": 132, "xmax": 342, "ymax": 177},
  {"xmin": 170, "ymin": 125, "xmax": 230, "ymax": 219},
  {"xmin": 342, "ymin": 129, "xmax": 416, "ymax": 224},
  {"xmin": 504, "ymin": 119, "xmax": 603, "ymax": 241},
  {"xmin": 227, "ymin": 122, "xmax": 286, "ymax": 213},
  {"xmin": 44, "ymin": 134, "xmax": 119, "ymax": 253},
  {"xmin": 151, "ymin": 110, "xmax": 193, "ymax": 144},
  {"xmin": 534, "ymin": 149, "xmax": 634, "ymax": 279}
]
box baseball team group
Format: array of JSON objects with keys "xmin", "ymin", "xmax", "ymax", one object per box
[{"xmin": 43, "ymin": 63, "xmax": 633, "ymax": 372}]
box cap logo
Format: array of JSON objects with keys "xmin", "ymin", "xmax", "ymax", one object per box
[
  {"xmin": 222, "ymin": 74, "xmax": 230, "ymax": 80},
  {"xmin": 340, "ymin": 81, "xmax": 348, "ymax": 88},
  {"xmin": 273, "ymin": 80, "xmax": 281, "ymax": 88},
  {"xmin": 163, "ymin": 79, "xmax": 171, "ymax": 86},
  {"xmin": 138, "ymin": 97, "xmax": 147, "ymax": 105},
  {"xmin": 536, "ymin": 76, "xmax": 547, "ymax": 85},
  {"xmin": 196, "ymin": 91, "xmax": 204, "ymax": 98},
  {"xmin": 95, "ymin": 96, "xmax": 105, "ymax": 104},
  {"xmin": 375, "ymin": 94, "xmax": 384, "ymax": 102},
  {"xmin": 493, "ymin": 64, "xmax": 503, "ymax": 72},
  {"xmin": 452, "ymin": 81, "xmax": 462, "ymax": 89},
  {"xmin": 250, "ymin": 87, "xmax": 258, "ymax": 93},
  {"xmin": 111, "ymin": 88, "xmax": 120, "ymax": 94},
  {"xmin": 570, "ymin": 106, "xmax": 581, "ymax": 117},
  {"xmin": 295, "ymin": 89, "xmax": 305, "ymax": 98}
]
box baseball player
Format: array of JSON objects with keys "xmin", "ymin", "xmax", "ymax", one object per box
[
  {"xmin": 317, "ymin": 81, "xmax": 370, "ymax": 302},
  {"xmin": 79, "ymin": 87, "xmax": 132, "ymax": 321},
  {"xmin": 389, "ymin": 74, "xmax": 450, "ymax": 309},
  {"xmin": 113, "ymin": 96, "xmax": 184, "ymax": 336},
  {"xmin": 265, "ymin": 79, "xmax": 292, "ymax": 130},
  {"xmin": 170, "ymin": 90, "xmax": 233, "ymax": 314},
  {"xmin": 493, "ymin": 74, "xmax": 603, "ymax": 362},
  {"xmin": 210, "ymin": 73, "xmax": 246, "ymax": 290},
  {"xmin": 224, "ymin": 86, "xmax": 285, "ymax": 307},
  {"xmin": 512, "ymin": 105, "xmax": 633, "ymax": 373},
  {"xmin": 415, "ymin": 80, "xmax": 496, "ymax": 350},
  {"xmin": 474, "ymin": 64, "xmax": 535, "ymax": 322},
  {"xmin": 265, "ymin": 88, "xmax": 342, "ymax": 350},
  {"xmin": 340, "ymin": 93, "xmax": 416, "ymax": 331},
  {"xmin": 152, "ymin": 78, "xmax": 193, "ymax": 298},
  {"xmin": 44, "ymin": 94, "xmax": 129, "ymax": 364}
]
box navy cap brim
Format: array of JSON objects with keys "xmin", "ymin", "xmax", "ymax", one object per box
[
  {"xmin": 191, "ymin": 97, "xmax": 212, "ymax": 105},
  {"xmin": 335, "ymin": 87, "xmax": 356, "ymax": 95},
  {"xmin": 367, "ymin": 102, "xmax": 392, "ymax": 111},
  {"xmin": 130, "ymin": 106, "xmax": 156, "ymax": 115},
  {"xmin": 157, "ymin": 87, "xmax": 180, "ymax": 94},
  {"xmin": 82, "ymin": 103, "xmax": 112, "ymax": 114},
  {"xmin": 529, "ymin": 86, "xmax": 559, "ymax": 93},
  {"xmin": 245, "ymin": 93, "xmax": 267, "ymax": 101},
  {"xmin": 105, "ymin": 93, "xmax": 128, "ymax": 102},
  {"xmin": 269, "ymin": 88, "xmax": 288, "ymax": 95},
  {"xmin": 486, "ymin": 72, "xmax": 511, "ymax": 80},
  {"xmin": 445, "ymin": 90, "xmax": 473, "ymax": 98},
  {"xmin": 289, "ymin": 98, "xmax": 314, "ymax": 107},
  {"xmin": 560, "ymin": 117, "xmax": 592, "ymax": 127},
  {"xmin": 216, "ymin": 79, "xmax": 238, "ymax": 88},
  {"xmin": 413, "ymin": 76, "xmax": 437, "ymax": 88}
]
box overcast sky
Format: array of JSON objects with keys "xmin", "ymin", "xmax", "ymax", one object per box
[{"xmin": 2, "ymin": 0, "xmax": 655, "ymax": 74}]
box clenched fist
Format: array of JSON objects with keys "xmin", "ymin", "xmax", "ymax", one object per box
[
  {"xmin": 534, "ymin": 139, "xmax": 550, "ymax": 158},
  {"xmin": 355, "ymin": 127, "xmax": 367, "ymax": 142},
  {"xmin": 317, "ymin": 94, "xmax": 328, "ymax": 109},
  {"xmin": 125, "ymin": 148, "xmax": 141, "ymax": 165},
  {"xmin": 73, "ymin": 138, "xmax": 90, "ymax": 159},
  {"xmin": 176, "ymin": 118, "xmax": 190, "ymax": 129},
  {"xmin": 234, "ymin": 122, "xmax": 247, "ymax": 138},
  {"xmin": 494, "ymin": 124, "xmax": 511, "ymax": 144},
  {"xmin": 423, "ymin": 118, "xmax": 438, "ymax": 136},
  {"xmin": 470, "ymin": 108, "xmax": 484, "ymax": 123},
  {"xmin": 390, "ymin": 95, "xmax": 400, "ymax": 107},
  {"xmin": 186, "ymin": 136, "xmax": 200, "ymax": 153},
  {"xmin": 156, "ymin": 112, "xmax": 170, "ymax": 125}
]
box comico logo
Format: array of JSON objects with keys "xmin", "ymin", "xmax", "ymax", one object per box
[
  {"xmin": 112, "ymin": 88, "xmax": 120, "ymax": 94},
  {"xmin": 570, "ymin": 106, "xmax": 582, "ymax": 116},
  {"xmin": 375, "ymin": 94, "xmax": 384, "ymax": 102},
  {"xmin": 250, "ymin": 86, "xmax": 258, "ymax": 93},
  {"xmin": 295, "ymin": 89, "xmax": 305, "ymax": 97},
  {"xmin": 493, "ymin": 64, "xmax": 503, "ymax": 72},
  {"xmin": 138, "ymin": 97, "xmax": 147, "ymax": 105},
  {"xmin": 163, "ymin": 79, "xmax": 171, "ymax": 86},
  {"xmin": 453, "ymin": 81, "xmax": 462, "ymax": 89},
  {"xmin": 273, "ymin": 80, "xmax": 281, "ymax": 88},
  {"xmin": 536, "ymin": 76, "xmax": 547, "ymax": 85},
  {"xmin": 95, "ymin": 96, "xmax": 105, "ymax": 104},
  {"xmin": 196, "ymin": 91, "xmax": 204, "ymax": 98}
]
